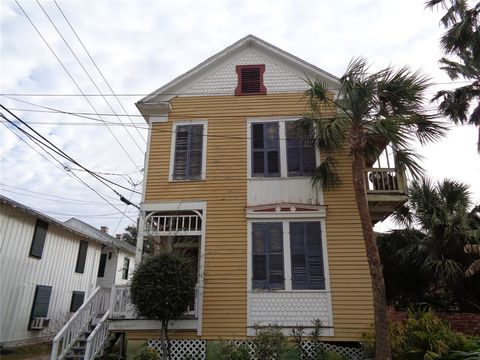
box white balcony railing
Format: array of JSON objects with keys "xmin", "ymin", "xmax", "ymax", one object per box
[
  {"xmin": 145, "ymin": 214, "xmax": 202, "ymax": 236},
  {"xmin": 365, "ymin": 168, "xmax": 406, "ymax": 192}
]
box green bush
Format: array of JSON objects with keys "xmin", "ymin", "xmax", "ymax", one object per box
[
  {"xmin": 390, "ymin": 309, "xmax": 480, "ymax": 360},
  {"xmin": 132, "ymin": 347, "xmax": 160, "ymax": 360},
  {"xmin": 252, "ymin": 326, "xmax": 288, "ymax": 360},
  {"xmin": 215, "ymin": 342, "xmax": 251, "ymax": 360},
  {"xmin": 291, "ymin": 320, "xmax": 348, "ymax": 360}
]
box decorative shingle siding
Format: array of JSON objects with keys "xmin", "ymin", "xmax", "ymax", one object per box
[
  {"xmin": 247, "ymin": 291, "xmax": 332, "ymax": 333},
  {"xmin": 183, "ymin": 49, "xmax": 309, "ymax": 96}
]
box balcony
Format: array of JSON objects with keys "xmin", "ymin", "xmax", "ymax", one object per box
[
  {"xmin": 365, "ymin": 146, "xmax": 408, "ymax": 223},
  {"xmin": 108, "ymin": 284, "xmax": 200, "ymax": 332}
]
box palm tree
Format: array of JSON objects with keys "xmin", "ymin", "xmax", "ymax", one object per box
[
  {"xmin": 426, "ymin": 0, "xmax": 480, "ymax": 152},
  {"xmin": 298, "ymin": 58, "xmax": 446, "ymax": 359},
  {"xmin": 379, "ymin": 179, "xmax": 480, "ymax": 309}
]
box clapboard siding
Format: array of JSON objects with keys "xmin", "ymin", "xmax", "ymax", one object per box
[
  {"xmin": 0, "ymin": 205, "xmax": 101, "ymax": 345},
  {"xmin": 144, "ymin": 93, "xmax": 374, "ymax": 341},
  {"xmin": 324, "ymin": 148, "xmax": 374, "ymax": 340}
]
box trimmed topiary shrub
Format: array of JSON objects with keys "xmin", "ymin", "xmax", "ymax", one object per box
[{"xmin": 130, "ymin": 251, "xmax": 196, "ymax": 360}]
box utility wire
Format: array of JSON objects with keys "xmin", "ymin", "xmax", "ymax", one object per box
[
  {"xmin": 2, "ymin": 118, "xmax": 137, "ymax": 222},
  {"xmin": 0, "ymin": 188, "xmax": 125, "ymax": 207},
  {"xmin": 53, "ymin": 0, "xmax": 147, "ymax": 145},
  {"xmin": 14, "ymin": 0, "xmax": 142, "ymax": 171},
  {"xmin": 35, "ymin": 0, "xmax": 145, "ymax": 152},
  {"xmin": 1, "ymin": 106, "xmax": 141, "ymax": 195},
  {"xmin": 0, "ymin": 183, "xmax": 120, "ymax": 204},
  {"xmin": 0, "ymin": 120, "xmax": 123, "ymax": 208}
]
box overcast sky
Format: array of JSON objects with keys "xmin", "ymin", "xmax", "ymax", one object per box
[{"xmin": 1, "ymin": 0, "xmax": 478, "ymax": 235}]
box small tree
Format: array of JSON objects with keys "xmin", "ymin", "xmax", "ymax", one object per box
[{"xmin": 130, "ymin": 251, "xmax": 196, "ymax": 360}]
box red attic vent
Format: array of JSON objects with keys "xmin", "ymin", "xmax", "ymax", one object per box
[{"xmin": 235, "ymin": 64, "xmax": 266, "ymax": 95}]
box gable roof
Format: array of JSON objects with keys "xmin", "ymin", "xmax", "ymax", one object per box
[
  {"xmin": 136, "ymin": 34, "xmax": 339, "ymax": 111},
  {"xmin": 64, "ymin": 218, "xmax": 135, "ymax": 254},
  {"xmin": 0, "ymin": 195, "xmax": 135, "ymax": 255}
]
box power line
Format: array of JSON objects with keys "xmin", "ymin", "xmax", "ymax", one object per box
[
  {"xmin": 1, "ymin": 106, "xmax": 141, "ymax": 195},
  {"xmin": 53, "ymin": 0, "xmax": 147, "ymax": 145},
  {"xmin": 0, "ymin": 120, "xmax": 122, "ymax": 208},
  {"xmin": 35, "ymin": 0, "xmax": 145, "ymax": 153},
  {"xmin": 14, "ymin": 0, "xmax": 142, "ymax": 171},
  {"xmin": 0, "ymin": 186, "xmax": 125, "ymax": 206}
]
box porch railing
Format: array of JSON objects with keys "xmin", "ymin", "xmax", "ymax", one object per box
[
  {"xmin": 110, "ymin": 284, "xmax": 199, "ymax": 319},
  {"xmin": 84, "ymin": 310, "xmax": 110, "ymax": 360},
  {"xmin": 365, "ymin": 168, "xmax": 406, "ymax": 192},
  {"xmin": 50, "ymin": 287, "xmax": 110, "ymax": 360}
]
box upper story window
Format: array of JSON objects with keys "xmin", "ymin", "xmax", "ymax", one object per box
[
  {"xmin": 171, "ymin": 123, "xmax": 207, "ymax": 181},
  {"xmin": 249, "ymin": 120, "xmax": 318, "ymax": 178},
  {"xmin": 29, "ymin": 219, "xmax": 48, "ymax": 259},
  {"xmin": 286, "ymin": 122, "xmax": 316, "ymax": 176},
  {"xmin": 235, "ymin": 65, "xmax": 266, "ymax": 95},
  {"xmin": 252, "ymin": 122, "xmax": 280, "ymax": 177}
]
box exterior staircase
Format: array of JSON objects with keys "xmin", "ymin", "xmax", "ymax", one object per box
[{"xmin": 50, "ymin": 287, "xmax": 112, "ymax": 360}]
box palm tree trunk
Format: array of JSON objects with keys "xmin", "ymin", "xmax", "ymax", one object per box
[{"xmin": 351, "ymin": 148, "xmax": 392, "ymax": 360}]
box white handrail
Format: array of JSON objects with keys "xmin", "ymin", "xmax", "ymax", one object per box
[
  {"xmin": 84, "ymin": 310, "xmax": 110, "ymax": 360},
  {"xmin": 50, "ymin": 287, "xmax": 110, "ymax": 360}
]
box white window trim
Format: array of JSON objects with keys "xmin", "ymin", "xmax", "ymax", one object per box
[
  {"xmin": 169, "ymin": 120, "xmax": 208, "ymax": 182},
  {"xmin": 246, "ymin": 215, "xmax": 331, "ymax": 294},
  {"xmin": 246, "ymin": 117, "xmax": 320, "ymax": 179}
]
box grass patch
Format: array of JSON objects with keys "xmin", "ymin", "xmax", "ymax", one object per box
[{"xmin": 0, "ymin": 342, "xmax": 51, "ymax": 360}]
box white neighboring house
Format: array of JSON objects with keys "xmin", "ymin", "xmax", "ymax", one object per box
[
  {"xmin": 64, "ymin": 218, "xmax": 136, "ymax": 288},
  {"xmin": 0, "ymin": 195, "xmax": 136, "ymax": 347}
]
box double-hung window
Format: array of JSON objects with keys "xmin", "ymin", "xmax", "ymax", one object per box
[
  {"xmin": 286, "ymin": 122, "xmax": 316, "ymax": 176},
  {"xmin": 252, "ymin": 222, "xmax": 284, "ymax": 290},
  {"xmin": 251, "ymin": 123, "xmax": 280, "ymax": 177},
  {"xmin": 249, "ymin": 120, "xmax": 317, "ymax": 178},
  {"xmin": 251, "ymin": 220, "xmax": 326, "ymax": 291},
  {"xmin": 172, "ymin": 124, "xmax": 205, "ymax": 180}
]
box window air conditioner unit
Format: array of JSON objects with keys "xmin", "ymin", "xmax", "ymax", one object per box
[{"xmin": 30, "ymin": 317, "xmax": 50, "ymax": 330}]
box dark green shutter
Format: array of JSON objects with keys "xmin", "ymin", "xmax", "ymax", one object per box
[
  {"xmin": 252, "ymin": 222, "xmax": 284, "ymax": 290},
  {"xmin": 75, "ymin": 241, "xmax": 88, "ymax": 273},
  {"xmin": 173, "ymin": 125, "xmax": 203, "ymax": 180},
  {"xmin": 70, "ymin": 291, "xmax": 85, "ymax": 312},
  {"xmin": 29, "ymin": 219, "xmax": 48, "ymax": 258},
  {"xmin": 122, "ymin": 257, "xmax": 130, "ymax": 280},
  {"xmin": 29, "ymin": 285, "xmax": 52, "ymax": 329},
  {"xmin": 290, "ymin": 222, "xmax": 325, "ymax": 290},
  {"xmin": 97, "ymin": 253, "xmax": 107, "ymax": 277}
]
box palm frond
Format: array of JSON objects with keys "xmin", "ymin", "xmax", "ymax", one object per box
[
  {"xmin": 310, "ymin": 155, "xmax": 341, "ymax": 190},
  {"xmin": 408, "ymin": 115, "xmax": 448, "ymax": 145},
  {"xmin": 394, "ymin": 149, "xmax": 425, "ymax": 179},
  {"xmin": 391, "ymin": 204, "xmax": 415, "ymax": 227},
  {"xmin": 464, "ymin": 259, "xmax": 480, "ymax": 277}
]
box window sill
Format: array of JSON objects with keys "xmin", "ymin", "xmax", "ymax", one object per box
[
  {"xmin": 248, "ymin": 176, "xmax": 313, "ymax": 180},
  {"xmin": 168, "ymin": 178, "xmax": 207, "ymax": 183},
  {"xmin": 250, "ymin": 289, "xmax": 329, "ymax": 293}
]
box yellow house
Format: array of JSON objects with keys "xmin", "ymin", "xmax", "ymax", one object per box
[{"xmin": 50, "ymin": 35, "xmax": 407, "ymax": 360}]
